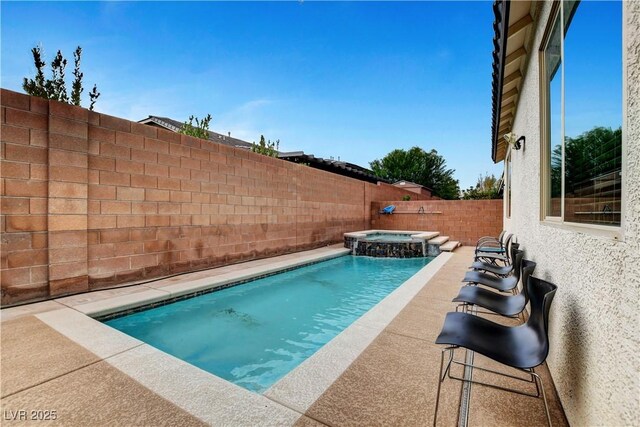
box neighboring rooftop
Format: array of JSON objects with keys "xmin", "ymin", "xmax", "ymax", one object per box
[
  {"xmin": 139, "ymin": 115, "xmax": 387, "ymax": 184},
  {"xmin": 392, "ymin": 180, "xmax": 433, "ymax": 196},
  {"xmin": 139, "ymin": 116, "xmax": 254, "ymax": 150},
  {"xmin": 279, "ymin": 152, "xmax": 388, "ymax": 184}
]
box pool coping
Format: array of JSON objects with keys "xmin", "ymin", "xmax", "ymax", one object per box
[
  {"xmin": 1, "ymin": 245, "xmax": 452, "ymax": 425},
  {"xmin": 263, "ymin": 251, "xmax": 452, "ymax": 413}
]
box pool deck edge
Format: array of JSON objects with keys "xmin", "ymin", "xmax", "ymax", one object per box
[
  {"xmin": 29, "ymin": 310, "xmax": 303, "ymax": 426},
  {"xmin": 263, "ymin": 252, "xmax": 453, "ymax": 414}
]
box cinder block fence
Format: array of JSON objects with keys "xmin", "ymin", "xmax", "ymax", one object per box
[
  {"xmin": 1, "ymin": 90, "xmax": 438, "ymax": 306},
  {"xmin": 371, "ymin": 200, "xmax": 503, "ymax": 246},
  {"xmin": 0, "ymin": 89, "xmax": 502, "ymax": 306}
]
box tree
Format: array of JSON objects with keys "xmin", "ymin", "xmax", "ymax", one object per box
[
  {"xmin": 251, "ymin": 135, "xmax": 279, "ymax": 157},
  {"xmin": 179, "ymin": 114, "xmax": 212, "ymax": 140},
  {"xmin": 23, "ymin": 45, "xmax": 100, "ymax": 110},
  {"xmin": 461, "ymin": 173, "xmax": 501, "ymax": 200},
  {"xmin": 370, "ymin": 147, "xmax": 460, "ymax": 199},
  {"xmin": 71, "ymin": 47, "xmax": 83, "ymax": 106}
]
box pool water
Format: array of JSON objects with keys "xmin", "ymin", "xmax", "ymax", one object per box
[
  {"xmin": 105, "ymin": 255, "xmax": 432, "ymax": 393},
  {"xmin": 364, "ymin": 233, "xmax": 415, "ymax": 242}
]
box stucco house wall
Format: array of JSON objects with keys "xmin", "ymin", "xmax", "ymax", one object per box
[{"xmin": 504, "ymin": 1, "xmax": 639, "ymax": 425}]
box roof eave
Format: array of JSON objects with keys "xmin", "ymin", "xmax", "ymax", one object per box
[{"xmin": 490, "ymin": 0, "xmax": 511, "ymax": 163}]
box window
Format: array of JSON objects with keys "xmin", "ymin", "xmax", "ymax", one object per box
[{"xmin": 541, "ymin": 0, "xmax": 623, "ymax": 228}]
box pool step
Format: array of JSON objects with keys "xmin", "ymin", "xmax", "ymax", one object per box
[
  {"xmin": 428, "ymin": 235, "xmax": 450, "ymax": 246},
  {"xmin": 413, "ymin": 231, "xmax": 440, "ymax": 240},
  {"xmin": 440, "ymin": 241, "xmax": 461, "ymax": 252}
]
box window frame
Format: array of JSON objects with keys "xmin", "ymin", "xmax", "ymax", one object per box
[
  {"xmin": 538, "ymin": 0, "xmax": 626, "ymax": 241},
  {"xmin": 505, "ymin": 148, "xmax": 512, "ymax": 220}
]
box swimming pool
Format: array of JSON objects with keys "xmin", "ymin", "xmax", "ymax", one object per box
[{"xmin": 105, "ymin": 255, "xmax": 432, "ymax": 393}]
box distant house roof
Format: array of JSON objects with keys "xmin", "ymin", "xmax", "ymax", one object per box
[
  {"xmin": 138, "ymin": 116, "xmax": 255, "ymax": 150},
  {"xmin": 393, "ymin": 180, "xmax": 427, "ymax": 188},
  {"xmin": 279, "ymin": 152, "xmax": 388, "ymax": 184},
  {"xmin": 139, "ymin": 115, "xmax": 386, "ymax": 184},
  {"xmin": 393, "ymin": 180, "xmax": 432, "ymax": 190}
]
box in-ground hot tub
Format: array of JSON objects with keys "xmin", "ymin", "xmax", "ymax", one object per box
[{"xmin": 344, "ymin": 230, "xmax": 441, "ymax": 258}]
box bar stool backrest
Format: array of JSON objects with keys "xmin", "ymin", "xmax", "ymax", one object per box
[{"xmin": 525, "ymin": 276, "xmax": 558, "ymax": 365}]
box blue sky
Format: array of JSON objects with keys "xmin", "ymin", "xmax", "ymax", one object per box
[{"xmin": 2, "ymin": 1, "xmax": 616, "ymax": 190}]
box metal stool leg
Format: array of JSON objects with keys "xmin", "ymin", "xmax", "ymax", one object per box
[
  {"xmin": 531, "ymin": 371, "xmax": 552, "ymax": 427},
  {"xmin": 433, "ymin": 346, "xmax": 455, "ymax": 426}
]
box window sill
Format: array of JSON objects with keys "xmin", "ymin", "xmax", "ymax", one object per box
[{"xmin": 540, "ymin": 219, "xmax": 623, "ymax": 241}]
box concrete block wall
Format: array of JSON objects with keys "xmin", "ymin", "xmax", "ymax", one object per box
[
  {"xmin": 371, "ymin": 200, "xmax": 503, "ymax": 246},
  {"xmin": 1, "ymin": 91, "xmax": 50, "ymax": 303},
  {"xmin": 0, "ymin": 89, "xmax": 432, "ymax": 306}
]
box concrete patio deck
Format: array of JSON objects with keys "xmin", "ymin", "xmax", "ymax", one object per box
[{"xmin": 0, "ymin": 246, "xmax": 568, "ymax": 426}]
